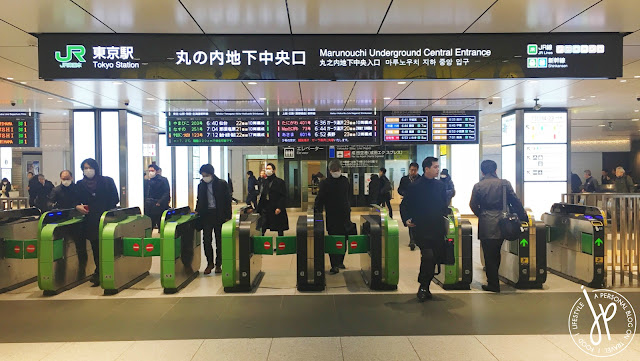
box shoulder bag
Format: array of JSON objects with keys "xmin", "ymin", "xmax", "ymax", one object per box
[{"xmin": 499, "ymin": 182, "xmax": 522, "ymax": 241}]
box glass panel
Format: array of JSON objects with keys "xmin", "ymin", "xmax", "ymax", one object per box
[
  {"xmin": 100, "ymin": 111, "xmax": 120, "ymax": 194},
  {"xmin": 126, "ymin": 113, "xmax": 143, "ymax": 210},
  {"xmin": 73, "ymin": 111, "xmax": 96, "ymax": 173}
]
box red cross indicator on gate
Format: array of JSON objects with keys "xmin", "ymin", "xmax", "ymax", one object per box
[
  {"xmin": 278, "ymin": 242, "xmax": 286, "ymax": 250},
  {"xmin": 145, "ymin": 244, "xmax": 154, "ymax": 252},
  {"xmin": 133, "ymin": 243, "xmax": 140, "ymax": 252},
  {"xmin": 26, "ymin": 245, "xmax": 36, "ymax": 253},
  {"xmin": 350, "ymin": 241, "xmax": 358, "ymax": 249},
  {"xmin": 336, "ymin": 241, "xmax": 343, "ymax": 249},
  {"xmin": 13, "ymin": 245, "xmax": 20, "ymax": 253},
  {"xmin": 264, "ymin": 241, "xmax": 271, "ymax": 250}
]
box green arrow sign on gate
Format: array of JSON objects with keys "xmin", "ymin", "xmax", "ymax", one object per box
[
  {"xmin": 595, "ymin": 238, "xmax": 603, "ymax": 246},
  {"xmin": 520, "ymin": 239, "xmax": 528, "ymax": 247}
]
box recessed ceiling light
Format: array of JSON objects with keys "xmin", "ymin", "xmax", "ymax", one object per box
[
  {"xmin": 20, "ymin": 82, "xmax": 27, "ymax": 84},
  {"xmin": 6, "ymin": 77, "xmax": 13, "ymax": 80},
  {"xmin": 598, "ymin": 124, "xmax": 606, "ymax": 127},
  {"xmin": 56, "ymin": 100, "xmax": 62, "ymax": 103},
  {"xmin": 493, "ymin": 96, "xmax": 501, "ymax": 99},
  {"xmin": 590, "ymin": 95, "xmax": 596, "ymax": 98},
  {"xmin": 632, "ymin": 118, "xmax": 639, "ymax": 121},
  {"xmin": 47, "ymin": 97, "xmax": 53, "ymax": 100},
  {"xmin": 248, "ymin": 82, "xmax": 257, "ymax": 85},
  {"xmin": 259, "ymin": 97, "xmax": 266, "ymax": 100},
  {"xmin": 580, "ymin": 98, "xmax": 586, "ymax": 101},
  {"xmin": 528, "ymin": 80, "xmax": 538, "ymax": 83},
  {"xmin": 113, "ymin": 81, "xmax": 123, "ymax": 85},
  {"xmin": 635, "ymin": 110, "xmax": 640, "ymax": 112},
  {"xmin": 397, "ymin": 81, "xmax": 407, "ymax": 85},
  {"xmin": 146, "ymin": 97, "xmax": 155, "ymax": 100},
  {"xmin": 635, "ymin": 75, "xmax": 640, "ymax": 78},
  {"xmin": 620, "ymin": 79, "xmax": 627, "ymax": 83},
  {"xmin": 383, "ymin": 97, "xmax": 391, "ymax": 100}
]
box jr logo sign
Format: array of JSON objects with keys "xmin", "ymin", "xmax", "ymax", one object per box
[{"xmin": 55, "ymin": 45, "xmax": 86, "ymax": 68}]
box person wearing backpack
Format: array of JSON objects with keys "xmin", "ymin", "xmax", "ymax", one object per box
[{"xmin": 469, "ymin": 160, "xmax": 526, "ymax": 293}]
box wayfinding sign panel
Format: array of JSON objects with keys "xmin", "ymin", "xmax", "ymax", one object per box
[
  {"xmin": 38, "ymin": 33, "xmax": 623, "ymax": 80},
  {"xmin": 0, "ymin": 112, "xmax": 40, "ymax": 147},
  {"xmin": 276, "ymin": 111, "xmax": 378, "ymax": 145},
  {"xmin": 166, "ymin": 111, "xmax": 271, "ymax": 146},
  {"xmin": 382, "ymin": 111, "xmax": 478, "ymax": 144}
]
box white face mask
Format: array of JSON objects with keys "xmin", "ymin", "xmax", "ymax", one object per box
[
  {"xmin": 148, "ymin": 171, "xmax": 156, "ymax": 178},
  {"xmin": 265, "ymin": 169, "xmax": 273, "ymax": 177},
  {"xmin": 202, "ymin": 176, "xmax": 213, "ymax": 183},
  {"xmin": 61, "ymin": 180, "xmax": 72, "ymax": 187},
  {"xmin": 331, "ymin": 171, "xmax": 341, "ymax": 178},
  {"xmin": 83, "ymin": 169, "xmax": 95, "ymax": 179}
]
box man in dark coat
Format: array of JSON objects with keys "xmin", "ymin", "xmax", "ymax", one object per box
[
  {"xmin": 34, "ymin": 174, "xmax": 54, "ymax": 212},
  {"xmin": 315, "ymin": 160, "xmax": 352, "ymax": 274},
  {"xmin": 401, "ymin": 157, "xmax": 449, "ymax": 302},
  {"xmin": 440, "ymin": 169, "xmax": 456, "ymax": 205},
  {"xmin": 144, "ymin": 164, "xmax": 171, "ymax": 229},
  {"xmin": 257, "ymin": 163, "xmax": 289, "ymax": 237},
  {"xmin": 246, "ymin": 171, "xmax": 259, "ymax": 209},
  {"xmin": 378, "ymin": 167, "xmax": 393, "ymax": 218},
  {"xmin": 27, "ymin": 172, "xmax": 41, "ymax": 207},
  {"xmin": 398, "ymin": 162, "xmax": 420, "ymax": 251},
  {"xmin": 581, "ymin": 170, "xmax": 598, "ymax": 193},
  {"xmin": 570, "ymin": 173, "xmax": 582, "ymax": 193},
  {"xmin": 368, "ymin": 173, "xmax": 380, "ymax": 206},
  {"xmin": 75, "ymin": 158, "xmax": 120, "ymax": 286},
  {"xmin": 195, "ymin": 164, "xmax": 232, "ymax": 275},
  {"xmin": 48, "ymin": 170, "xmax": 80, "ymax": 210},
  {"xmin": 470, "ymin": 160, "xmax": 526, "ymax": 293}
]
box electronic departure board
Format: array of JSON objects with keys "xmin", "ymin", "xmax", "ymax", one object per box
[
  {"xmin": 431, "ymin": 115, "xmax": 477, "ymax": 143},
  {"xmin": 276, "ymin": 112, "xmax": 378, "ymax": 145},
  {"xmin": 383, "ymin": 116, "xmax": 429, "ymax": 142},
  {"xmin": 0, "ymin": 112, "xmax": 39, "ymax": 147},
  {"xmin": 166, "ymin": 111, "xmax": 272, "ymax": 146}
]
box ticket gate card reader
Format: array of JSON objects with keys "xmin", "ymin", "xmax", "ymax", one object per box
[
  {"xmin": 0, "ymin": 208, "xmax": 41, "ymax": 293},
  {"xmin": 358, "ymin": 206, "xmax": 399, "ymax": 290},
  {"xmin": 434, "ymin": 207, "xmax": 473, "ymax": 290},
  {"xmin": 222, "ymin": 207, "xmax": 264, "ymax": 292},
  {"xmin": 297, "ymin": 208, "xmax": 326, "ymax": 292},
  {"xmin": 160, "ymin": 207, "xmax": 201, "ymax": 294},
  {"xmin": 99, "ymin": 207, "xmax": 153, "ymax": 295},
  {"xmin": 543, "ymin": 203, "xmax": 606, "ymax": 288},
  {"xmin": 38, "ymin": 209, "xmax": 94, "ymax": 295},
  {"xmin": 498, "ymin": 210, "xmax": 547, "ymax": 289}
]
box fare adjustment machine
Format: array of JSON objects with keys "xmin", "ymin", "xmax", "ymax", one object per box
[{"xmin": 0, "ymin": 208, "xmax": 41, "ymax": 293}]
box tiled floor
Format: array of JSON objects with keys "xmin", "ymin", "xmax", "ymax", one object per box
[{"xmin": 1, "ymin": 335, "xmax": 639, "ymax": 361}]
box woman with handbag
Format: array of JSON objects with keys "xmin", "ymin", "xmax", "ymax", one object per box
[
  {"xmin": 469, "ymin": 160, "xmax": 527, "ymax": 293},
  {"xmin": 314, "ymin": 160, "xmax": 354, "ymax": 274}
]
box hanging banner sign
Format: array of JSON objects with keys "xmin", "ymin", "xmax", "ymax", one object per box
[{"xmin": 37, "ymin": 33, "xmax": 623, "ymax": 80}]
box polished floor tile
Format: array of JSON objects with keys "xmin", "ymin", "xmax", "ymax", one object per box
[
  {"xmin": 0, "ymin": 343, "xmax": 66, "ymax": 361},
  {"xmin": 192, "ymin": 338, "xmax": 272, "ymax": 361},
  {"xmin": 42, "ymin": 341, "xmax": 134, "ymax": 361},
  {"xmin": 268, "ymin": 337, "xmax": 342, "ymax": 361},
  {"xmin": 116, "ymin": 340, "xmax": 203, "ymax": 361},
  {"xmin": 409, "ymin": 336, "xmax": 498, "ymax": 361},
  {"xmin": 341, "ymin": 336, "xmax": 419, "ymax": 361},
  {"xmin": 476, "ymin": 335, "xmax": 575, "ymax": 361}
]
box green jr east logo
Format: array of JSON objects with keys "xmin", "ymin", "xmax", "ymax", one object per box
[{"xmin": 55, "ymin": 45, "xmax": 86, "ymax": 68}]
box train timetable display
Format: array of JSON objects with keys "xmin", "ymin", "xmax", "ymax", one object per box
[
  {"xmin": 166, "ymin": 113, "xmax": 271, "ymax": 146},
  {"xmin": 0, "ymin": 112, "xmax": 39, "ymax": 147},
  {"xmin": 383, "ymin": 116, "xmax": 429, "ymax": 142},
  {"xmin": 276, "ymin": 116, "xmax": 378, "ymax": 144},
  {"xmin": 431, "ymin": 115, "xmax": 477, "ymax": 143}
]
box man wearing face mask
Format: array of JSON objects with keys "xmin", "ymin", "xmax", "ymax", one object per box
[
  {"xmin": 195, "ymin": 164, "xmax": 232, "ymax": 275},
  {"xmin": 314, "ymin": 160, "xmax": 352, "ymax": 274},
  {"xmin": 144, "ymin": 164, "xmax": 171, "ymax": 230},
  {"xmin": 48, "ymin": 170, "xmax": 79, "ymax": 210},
  {"xmin": 398, "ymin": 162, "xmax": 420, "ymax": 251},
  {"xmin": 75, "ymin": 158, "xmax": 120, "ymax": 286},
  {"xmin": 257, "ymin": 163, "xmax": 289, "ymax": 237}
]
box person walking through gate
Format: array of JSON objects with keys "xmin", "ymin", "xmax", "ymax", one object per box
[
  {"xmin": 401, "ymin": 157, "xmax": 449, "ymax": 302},
  {"xmin": 470, "ymin": 160, "xmax": 527, "ymax": 293},
  {"xmin": 257, "ymin": 163, "xmax": 289, "ymax": 237},
  {"xmin": 144, "ymin": 164, "xmax": 171, "ymax": 230},
  {"xmin": 378, "ymin": 167, "xmax": 393, "ymax": 218},
  {"xmin": 440, "ymin": 169, "xmax": 456, "ymax": 206},
  {"xmin": 75, "ymin": 158, "xmax": 120, "ymax": 286},
  {"xmin": 246, "ymin": 170, "xmax": 259, "ymax": 209},
  {"xmin": 196, "ymin": 164, "xmax": 232, "ymax": 275},
  {"xmin": 48, "ymin": 170, "xmax": 80, "ymax": 210},
  {"xmin": 398, "ymin": 162, "xmax": 420, "ymax": 251},
  {"xmin": 315, "ymin": 160, "xmax": 352, "ymax": 274}
]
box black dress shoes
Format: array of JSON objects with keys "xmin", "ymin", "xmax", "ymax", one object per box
[
  {"xmin": 329, "ymin": 267, "xmax": 339, "ymax": 274},
  {"xmin": 482, "ymin": 284, "xmax": 500, "ymax": 293},
  {"xmin": 417, "ymin": 286, "xmax": 432, "ymax": 302}
]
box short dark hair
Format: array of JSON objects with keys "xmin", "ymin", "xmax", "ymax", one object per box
[
  {"xmin": 37, "ymin": 174, "xmax": 45, "ymax": 180},
  {"xmin": 60, "ymin": 170, "xmax": 72, "ymax": 178},
  {"xmin": 27, "ymin": 172, "xmax": 34, "ymax": 176},
  {"xmin": 481, "ymin": 160, "xmax": 498, "ymax": 175},
  {"xmin": 379, "ymin": 167, "xmax": 386, "ymax": 174},
  {"xmin": 80, "ymin": 158, "xmax": 101, "ymax": 175},
  {"xmin": 199, "ymin": 164, "xmax": 215, "ymax": 175},
  {"xmin": 266, "ymin": 162, "xmax": 276, "ymax": 171},
  {"xmin": 422, "ymin": 157, "xmax": 438, "ymax": 171},
  {"xmin": 584, "ymin": 170, "xmax": 592, "ymax": 176},
  {"xmin": 247, "ymin": 170, "xmax": 254, "ymax": 176},
  {"xmin": 148, "ymin": 164, "xmax": 159, "ymax": 171},
  {"xmin": 329, "ymin": 160, "xmax": 342, "ymax": 172},
  {"xmin": 409, "ymin": 162, "xmax": 419, "ymax": 169}
]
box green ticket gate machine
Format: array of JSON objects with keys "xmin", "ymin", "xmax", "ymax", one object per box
[
  {"xmin": 355, "ymin": 206, "xmax": 399, "ymax": 290},
  {"xmin": 160, "ymin": 207, "xmax": 201, "ymax": 294},
  {"xmin": 543, "ymin": 203, "xmax": 606, "ymax": 288},
  {"xmin": 0, "ymin": 208, "xmax": 41, "ymax": 293},
  {"xmin": 498, "ymin": 210, "xmax": 547, "ymax": 289},
  {"xmin": 222, "ymin": 207, "xmax": 264, "ymax": 292},
  {"xmin": 38, "ymin": 209, "xmax": 95, "ymax": 295},
  {"xmin": 297, "ymin": 208, "xmax": 325, "ymax": 291},
  {"xmin": 99, "ymin": 207, "xmax": 153, "ymax": 295},
  {"xmin": 433, "ymin": 207, "xmax": 473, "ymax": 290}
]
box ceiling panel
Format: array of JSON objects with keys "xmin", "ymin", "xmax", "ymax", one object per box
[
  {"xmin": 468, "ymin": 0, "xmax": 596, "ymax": 33},
  {"xmin": 0, "ymin": 20, "xmax": 36, "ymax": 47},
  {"xmin": 75, "ymin": 0, "xmax": 201, "ymax": 33},
  {"xmin": 187, "ymin": 81, "xmax": 255, "ymax": 101},
  {"xmin": 625, "ymin": 31, "xmax": 640, "ymax": 46},
  {"xmin": 554, "ymin": 0, "xmax": 640, "ymax": 32},
  {"xmin": 300, "ymin": 81, "xmax": 355, "ymax": 103},
  {"xmin": 0, "ymin": 57, "xmax": 39, "ymax": 81},
  {"xmin": 181, "ymin": 0, "xmax": 290, "ymax": 33},
  {"xmin": 124, "ymin": 81, "xmax": 205, "ymax": 100},
  {"xmin": 381, "ymin": 0, "xmax": 495, "ymax": 33},
  {"xmin": 443, "ymin": 79, "xmax": 524, "ymax": 99},
  {"xmin": 288, "ymin": 0, "xmax": 390, "ymax": 34},
  {"xmin": 397, "ymin": 80, "xmax": 469, "ymax": 99},
  {"xmin": 0, "ymin": 47, "xmax": 38, "ymax": 71},
  {"xmin": 0, "ymin": 0, "xmax": 111, "ymax": 32}
]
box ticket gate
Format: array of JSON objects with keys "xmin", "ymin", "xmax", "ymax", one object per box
[
  {"xmin": 498, "ymin": 210, "xmax": 547, "ymax": 289},
  {"xmin": 296, "ymin": 208, "xmax": 325, "ymax": 291},
  {"xmin": 434, "ymin": 207, "xmax": 473, "ymax": 290},
  {"xmin": 222, "ymin": 207, "xmax": 264, "ymax": 292},
  {"xmin": 0, "ymin": 208, "xmax": 41, "ymax": 293},
  {"xmin": 38, "ymin": 209, "xmax": 95, "ymax": 295},
  {"xmin": 99, "ymin": 207, "xmax": 153, "ymax": 295},
  {"xmin": 543, "ymin": 203, "xmax": 606, "ymax": 288},
  {"xmin": 160, "ymin": 207, "xmax": 201, "ymax": 294},
  {"xmin": 354, "ymin": 206, "xmax": 399, "ymax": 290}
]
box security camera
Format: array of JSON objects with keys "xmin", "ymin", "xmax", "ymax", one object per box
[
  {"xmin": 124, "ymin": 100, "xmax": 130, "ymax": 106},
  {"xmin": 10, "ymin": 100, "xmax": 16, "ymax": 106},
  {"xmin": 636, "ymin": 96, "xmax": 640, "ymax": 101},
  {"xmin": 488, "ymin": 100, "xmax": 493, "ymax": 105},
  {"xmin": 533, "ymin": 98, "xmax": 541, "ymax": 111}
]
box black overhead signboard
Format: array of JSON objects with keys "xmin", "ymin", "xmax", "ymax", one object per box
[
  {"xmin": 166, "ymin": 111, "xmax": 271, "ymax": 146},
  {"xmin": 276, "ymin": 110, "xmax": 378, "ymax": 145},
  {"xmin": 0, "ymin": 112, "xmax": 40, "ymax": 147},
  {"xmin": 38, "ymin": 33, "xmax": 623, "ymax": 80},
  {"xmin": 382, "ymin": 111, "xmax": 478, "ymax": 144}
]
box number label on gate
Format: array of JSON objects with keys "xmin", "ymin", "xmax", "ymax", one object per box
[{"xmin": 520, "ymin": 257, "xmax": 529, "ymax": 265}]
